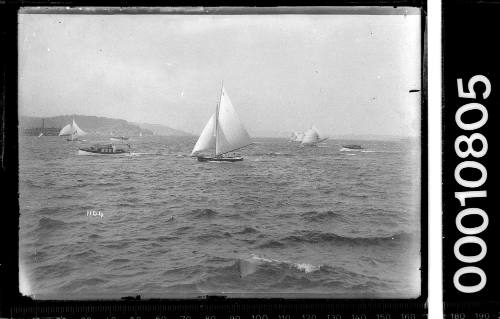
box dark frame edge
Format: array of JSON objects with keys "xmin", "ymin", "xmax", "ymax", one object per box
[{"xmin": 0, "ymin": 1, "xmax": 22, "ymax": 317}]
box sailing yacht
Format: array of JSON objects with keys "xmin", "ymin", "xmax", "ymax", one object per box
[
  {"xmin": 191, "ymin": 86, "xmax": 252, "ymax": 162},
  {"xmin": 289, "ymin": 131, "xmax": 305, "ymax": 142},
  {"xmin": 301, "ymin": 125, "xmax": 328, "ymax": 146},
  {"xmin": 59, "ymin": 118, "xmax": 87, "ymax": 141}
]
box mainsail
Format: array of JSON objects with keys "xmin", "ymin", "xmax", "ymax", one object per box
[
  {"xmin": 215, "ymin": 88, "xmax": 252, "ymax": 156},
  {"xmin": 191, "ymin": 87, "xmax": 252, "ymax": 157},
  {"xmin": 59, "ymin": 124, "xmax": 73, "ymax": 136},
  {"xmin": 72, "ymin": 119, "xmax": 87, "ymax": 137},
  {"xmin": 301, "ymin": 125, "xmax": 327, "ymax": 145},
  {"xmin": 58, "ymin": 119, "xmax": 87, "ymax": 139},
  {"xmin": 290, "ymin": 131, "xmax": 304, "ymax": 142}
]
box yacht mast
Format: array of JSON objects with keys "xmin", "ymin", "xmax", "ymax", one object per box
[{"xmin": 214, "ymin": 81, "xmax": 224, "ymax": 157}]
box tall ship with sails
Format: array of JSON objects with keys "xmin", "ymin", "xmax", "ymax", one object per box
[
  {"xmin": 191, "ymin": 85, "xmax": 252, "ymax": 162},
  {"xmin": 59, "ymin": 118, "xmax": 87, "ymax": 141}
]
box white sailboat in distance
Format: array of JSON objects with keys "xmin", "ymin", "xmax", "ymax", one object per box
[
  {"xmin": 59, "ymin": 118, "xmax": 87, "ymax": 141},
  {"xmin": 289, "ymin": 131, "xmax": 305, "ymax": 142},
  {"xmin": 301, "ymin": 125, "xmax": 328, "ymax": 146},
  {"xmin": 191, "ymin": 85, "xmax": 252, "ymax": 162}
]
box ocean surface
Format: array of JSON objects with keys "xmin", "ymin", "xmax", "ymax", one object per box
[{"xmin": 19, "ymin": 135, "xmax": 421, "ymax": 299}]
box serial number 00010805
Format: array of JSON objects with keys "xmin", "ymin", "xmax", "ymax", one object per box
[{"xmin": 453, "ymin": 75, "xmax": 491, "ymax": 294}]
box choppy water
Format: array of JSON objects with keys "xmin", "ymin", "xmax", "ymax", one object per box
[{"xmin": 19, "ymin": 135, "xmax": 421, "ymax": 299}]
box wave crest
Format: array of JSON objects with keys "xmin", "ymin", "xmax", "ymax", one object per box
[
  {"xmin": 253, "ymin": 152, "xmax": 293, "ymax": 157},
  {"xmin": 37, "ymin": 217, "xmax": 66, "ymax": 230},
  {"xmin": 258, "ymin": 231, "xmax": 414, "ymax": 248},
  {"xmin": 190, "ymin": 208, "xmax": 218, "ymax": 218},
  {"xmin": 300, "ymin": 210, "xmax": 344, "ymax": 222},
  {"xmin": 239, "ymin": 254, "xmax": 322, "ymax": 277}
]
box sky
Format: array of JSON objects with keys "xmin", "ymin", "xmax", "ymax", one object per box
[{"xmin": 19, "ymin": 9, "xmax": 421, "ymax": 137}]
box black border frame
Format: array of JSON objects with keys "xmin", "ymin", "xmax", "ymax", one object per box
[
  {"xmin": 1, "ymin": 2, "xmax": 427, "ymax": 317},
  {"xmin": 442, "ymin": 0, "xmax": 500, "ymax": 315}
]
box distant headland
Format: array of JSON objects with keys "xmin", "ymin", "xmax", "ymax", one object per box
[{"xmin": 19, "ymin": 115, "xmax": 194, "ymax": 137}]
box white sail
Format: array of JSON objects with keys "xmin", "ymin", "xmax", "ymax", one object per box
[
  {"xmin": 290, "ymin": 131, "xmax": 304, "ymax": 142},
  {"xmin": 191, "ymin": 114, "xmax": 216, "ymax": 155},
  {"xmin": 296, "ymin": 132, "xmax": 305, "ymax": 142},
  {"xmin": 301, "ymin": 129, "xmax": 319, "ymax": 144},
  {"xmin": 59, "ymin": 123, "xmax": 73, "ymax": 136},
  {"xmin": 72, "ymin": 119, "xmax": 87, "ymax": 136},
  {"xmin": 311, "ymin": 125, "xmax": 320, "ymax": 136},
  {"xmin": 301, "ymin": 125, "xmax": 327, "ymax": 145},
  {"xmin": 215, "ymin": 88, "xmax": 252, "ymax": 156}
]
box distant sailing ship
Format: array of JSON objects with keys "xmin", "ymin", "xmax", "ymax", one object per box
[
  {"xmin": 191, "ymin": 85, "xmax": 252, "ymax": 162},
  {"xmin": 289, "ymin": 131, "xmax": 305, "ymax": 142},
  {"xmin": 59, "ymin": 119, "xmax": 87, "ymax": 141},
  {"xmin": 301, "ymin": 125, "xmax": 328, "ymax": 146}
]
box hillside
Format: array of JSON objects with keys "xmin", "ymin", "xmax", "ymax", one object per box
[
  {"xmin": 132, "ymin": 122, "xmax": 194, "ymax": 136},
  {"xmin": 19, "ymin": 115, "xmax": 194, "ymax": 137},
  {"xmin": 19, "ymin": 115, "xmax": 153, "ymax": 136}
]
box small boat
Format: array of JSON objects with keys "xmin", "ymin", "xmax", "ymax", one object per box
[
  {"xmin": 59, "ymin": 118, "xmax": 87, "ymax": 141},
  {"xmin": 191, "ymin": 84, "xmax": 252, "ymax": 162},
  {"xmin": 196, "ymin": 155, "xmax": 243, "ymax": 162},
  {"xmin": 110, "ymin": 136, "xmax": 129, "ymax": 141},
  {"xmin": 341, "ymin": 144, "xmax": 364, "ymax": 151},
  {"xmin": 78, "ymin": 143, "xmax": 131, "ymax": 155},
  {"xmin": 301, "ymin": 126, "xmax": 328, "ymax": 146}
]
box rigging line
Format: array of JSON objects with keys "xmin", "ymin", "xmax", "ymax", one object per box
[
  {"xmin": 216, "ymin": 143, "xmax": 254, "ymax": 157},
  {"xmin": 214, "ymin": 80, "xmax": 224, "ymax": 157}
]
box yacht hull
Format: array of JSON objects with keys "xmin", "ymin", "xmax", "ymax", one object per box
[
  {"xmin": 197, "ymin": 156, "xmax": 243, "ymax": 162},
  {"xmin": 301, "ymin": 137, "xmax": 328, "ymax": 146}
]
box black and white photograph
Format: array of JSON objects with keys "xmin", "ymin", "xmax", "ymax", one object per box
[{"xmin": 17, "ymin": 7, "xmax": 423, "ymax": 300}]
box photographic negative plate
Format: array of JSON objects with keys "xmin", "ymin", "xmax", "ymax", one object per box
[{"xmin": 1, "ymin": 4, "xmax": 427, "ymax": 318}]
